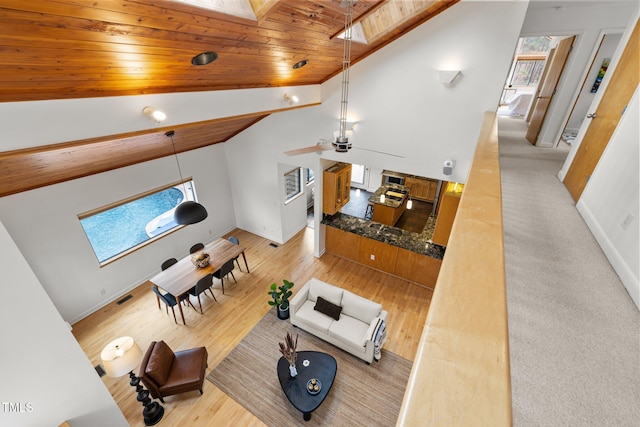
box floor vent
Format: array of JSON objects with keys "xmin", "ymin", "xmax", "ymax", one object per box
[
  {"xmin": 116, "ymin": 294, "xmax": 133, "ymax": 305},
  {"xmin": 95, "ymin": 364, "xmax": 106, "ymax": 377},
  {"xmin": 269, "ymin": 242, "xmax": 278, "ymax": 248}
]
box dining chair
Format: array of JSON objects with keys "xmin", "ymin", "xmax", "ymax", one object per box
[
  {"xmin": 161, "ymin": 258, "xmax": 178, "ymax": 271},
  {"xmin": 188, "ymin": 273, "xmax": 217, "ymax": 314},
  {"xmin": 213, "ymin": 259, "xmax": 237, "ymax": 294},
  {"xmin": 227, "ymin": 236, "xmax": 243, "ymax": 271},
  {"xmin": 190, "ymin": 243, "xmax": 205, "ymax": 254},
  {"xmin": 157, "ymin": 258, "xmax": 178, "ymax": 310},
  {"xmin": 151, "ymin": 285, "xmax": 185, "ymax": 324}
]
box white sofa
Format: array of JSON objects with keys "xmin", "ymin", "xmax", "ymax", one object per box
[{"xmin": 289, "ymin": 277, "xmax": 387, "ymax": 363}]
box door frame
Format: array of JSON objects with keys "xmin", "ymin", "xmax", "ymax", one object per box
[
  {"xmin": 553, "ymin": 28, "xmax": 627, "ymax": 149},
  {"xmin": 561, "ymin": 18, "xmax": 639, "ymax": 201},
  {"xmin": 558, "ymin": 18, "xmax": 639, "ymax": 183}
]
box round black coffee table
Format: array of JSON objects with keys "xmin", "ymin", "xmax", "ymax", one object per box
[{"xmin": 277, "ymin": 350, "xmax": 337, "ymax": 421}]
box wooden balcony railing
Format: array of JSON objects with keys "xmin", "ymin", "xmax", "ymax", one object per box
[{"xmin": 397, "ymin": 112, "xmax": 511, "ymax": 426}]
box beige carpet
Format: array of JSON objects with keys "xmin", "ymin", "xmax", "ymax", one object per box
[
  {"xmin": 207, "ymin": 312, "xmax": 412, "ymax": 426},
  {"xmin": 498, "ymin": 116, "xmax": 640, "ymax": 426}
]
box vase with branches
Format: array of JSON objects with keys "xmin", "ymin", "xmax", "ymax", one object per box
[{"xmin": 279, "ymin": 332, "xmax": 298, "ymax": 377}]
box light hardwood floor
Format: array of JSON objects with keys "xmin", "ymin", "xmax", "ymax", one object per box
[{"xmin": 72, "ymin": 227, "xmax": 433, "ymax": 426}]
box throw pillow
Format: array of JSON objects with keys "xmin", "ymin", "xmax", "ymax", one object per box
[
  {"xmin": 314, "ymin": 296, "xmax": 342, "ymax": 320},
  {"xmin": 145, "ymin": 340, "xmax": 175, "ymax": 386}
]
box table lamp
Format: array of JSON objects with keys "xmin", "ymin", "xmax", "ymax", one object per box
[{"xmin": 101, "ymin": 336, "xmax": 164, "ymax": 426}]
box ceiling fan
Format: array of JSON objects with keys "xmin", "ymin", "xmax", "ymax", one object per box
[
  {"xmin": 284, "ymin": 0, "xmax": 403, "ymax": 159},
  {"xmin": 284, "ymin": 138, "xmax": 404, "ymax": 158}
]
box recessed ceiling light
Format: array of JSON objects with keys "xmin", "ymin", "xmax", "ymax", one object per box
[
  {"xmin": 293, "ymin": 59, "xmax": 309, "ymax": 69},
  {"xmin": 191, "ymin": 51, "xmax": 218, "ymax": 66}
]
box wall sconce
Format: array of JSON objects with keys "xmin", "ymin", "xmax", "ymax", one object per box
[
  {"xmin": 142, "ymin": 106, "xmax": 167, "ymax": 124},
  {"xmin": 284, "ymin": 94, "xmax": 299, "ymax": 105},
  {"xmin": 437, "ymin": 70, "xmax": 462, "ymax": 86}
]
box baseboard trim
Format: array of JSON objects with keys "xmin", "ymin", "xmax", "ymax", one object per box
[{"xmin": 577, "ymin": 200, "xmax": 639, "ymax": 309}]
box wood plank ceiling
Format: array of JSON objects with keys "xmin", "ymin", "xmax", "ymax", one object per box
[{"xmin": 0, "ymin": 0, "xmax": 459, "ymax": 196}]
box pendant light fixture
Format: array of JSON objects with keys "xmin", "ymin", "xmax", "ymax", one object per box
[
  {"xmin": 332, "ymin": 0, "xmax": 355, "ymax": 153},
  {"xmin": 165, "ymin": 131, "xmax": 208, "ymax": 225}
]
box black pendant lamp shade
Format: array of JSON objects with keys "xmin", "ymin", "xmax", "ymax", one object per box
[
  {"xmin": 165, "ymin": 130, "xmax": 209, "ymax": 225},
  {"xmin": 175, "ymin": 200, "xmax": 208, "ymax": 225}
]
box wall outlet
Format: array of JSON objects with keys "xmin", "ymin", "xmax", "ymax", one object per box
[
  {"xmin": 100, "ymin": 288, "xmax": 106, "ymax": 296},
  {"xmin": 621, "ymin": 214, "xmax": 634, "ymax": 230},
  {"xmin": 370, "ymin": 254, "xmax": 375, "ymax": 260}
]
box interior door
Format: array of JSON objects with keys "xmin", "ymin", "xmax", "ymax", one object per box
[
  {"xmin": 526, "ymin": 36, "xmax": 576, "ymax": 144},
  {"xmin": 526, "ymin": 48, "xmax": 555, "ymax": 123},
  {"xmin": 350, "ymin": 163, "xmax": 369, "ymax": 189},
  {"xmin": 564, "ymin": 19, "xmax": 639, "ymax": 202}
]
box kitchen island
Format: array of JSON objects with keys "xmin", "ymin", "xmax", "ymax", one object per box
[
  {"xmin": 322, "ymin": 212, "xmax": 444, "ymax": 288},
  {"xmin": 368, "ymin": 184, "xmax": 409, "ymax": 226}
]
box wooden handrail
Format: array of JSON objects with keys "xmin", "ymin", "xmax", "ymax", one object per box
[{"xmin": 397, "ymin": 112, "xmax": 511, "ymax": 426}]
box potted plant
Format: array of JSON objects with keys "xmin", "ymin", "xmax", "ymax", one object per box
[
  {"xmin": 279, "ymin": 332, "xmax": 298, "ymax": 377},
  {"xmin": 268, "ymin": 279, "xmax": 294, "ymax": 319}
]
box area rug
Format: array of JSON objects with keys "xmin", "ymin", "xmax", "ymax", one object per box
[{"xmin": 207, "ymin": 312, "xmax": 412, "ymax": 426}]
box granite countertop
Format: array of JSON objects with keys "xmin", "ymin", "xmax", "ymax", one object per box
[
  {"xmin": 323, "ymin": 212, "xmax": 445, "ymax": 260},
  {"xmin": 368, "ymin": 184, "xmax": 409, "ymax": 208}
]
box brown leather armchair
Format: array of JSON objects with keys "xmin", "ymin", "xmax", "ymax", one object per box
[{"xmin": 139, "ymin": 340, "xmax": 208, "ymax": 403}]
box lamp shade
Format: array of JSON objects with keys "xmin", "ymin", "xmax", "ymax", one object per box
[
  {"xmin": 100, "ymin": 336, "xmax": 143, "ymax": 378},
  {"xmin": 175, "ymin": 201, "xmax": 208, "ymax": 225}
]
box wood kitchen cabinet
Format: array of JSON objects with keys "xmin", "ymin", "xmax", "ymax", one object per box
[
  {"xmin": 432, "ymin": 182, "xmax": 464, "ymax": 246},
  {"xmin": 325, "ymin": 225, "xmax": 442, "ymax": 288},
  {"xmin": 394, "ymin": 247, "xmax": 442, "ymax": 288},
  {"xmin": 372, "ymin": 198, "xmax": 407, "ymax": 226},
  {"xmin": 358, "ymin": 236, "xmax": 398, "ymax": 272},
  {"xmin": 325, "ymin": 226, "xmax": 360, "ymax": 261},
  {"xmin": 323, "ymin": 162, "xmax": 352, "ymax": 215},
  {"xmin": 405, "ymin": 176, "xmax": 438, "ymax": 202}
]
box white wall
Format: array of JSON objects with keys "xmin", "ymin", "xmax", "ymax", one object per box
[
  {"xmin": 226, "ymin": 0, "xmax": 529, "ymax": 245},
  {"xmin": 520, "ymin": 1, "xmax": 636, "ymax": 146},
  {"xmin": 0, "ymin": 86, "xmax": 321, "ymax": 151},
  {"xmin": 0, "ymin": 143, "xmax": 237, "ymax": 322},
  {"xmin": 577, "ymin": 87, "xmax": 639, "ymax": 308},
  {"xmin": 0, "ymin": 222, "xmax": 128, "ymax": 427},
  {"xmin": 566, "ymin": 33, "xmax": 622, "ymax": 132}
]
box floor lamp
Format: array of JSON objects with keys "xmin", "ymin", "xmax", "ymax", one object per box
[{"xmin": 101, "ymin": 336, "xmax": 164, "ymax": 426}]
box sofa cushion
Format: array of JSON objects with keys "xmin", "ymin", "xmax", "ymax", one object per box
[
  {"xmin": 341, "ymin": 291, "xmax": 382, "ymax": 324},
  {"xmin": 145, "ymin": 340, "xmax": 175, "ymax": 386},
  {"xmin": 314, "ymin": 296, "xmax": 342, "ymax": 320},
  {"xmin": 328, "ymin": 315, "xmax": 370, "ymax": 350},
  {"xmin": 308, "ymin": 278, "xmax": 343, "ymax": 306},
  {"xmin": 295, "ymin": 300, "xmax": 334, "ymax": 333},
  {"xmin": 364, "ymin": 316, "xmax": 382, "ymax": 345}
]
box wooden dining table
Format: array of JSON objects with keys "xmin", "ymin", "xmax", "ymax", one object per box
[{"xmin": 149, "ymin": 238, "xmax": 249, "ymax": 324}]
